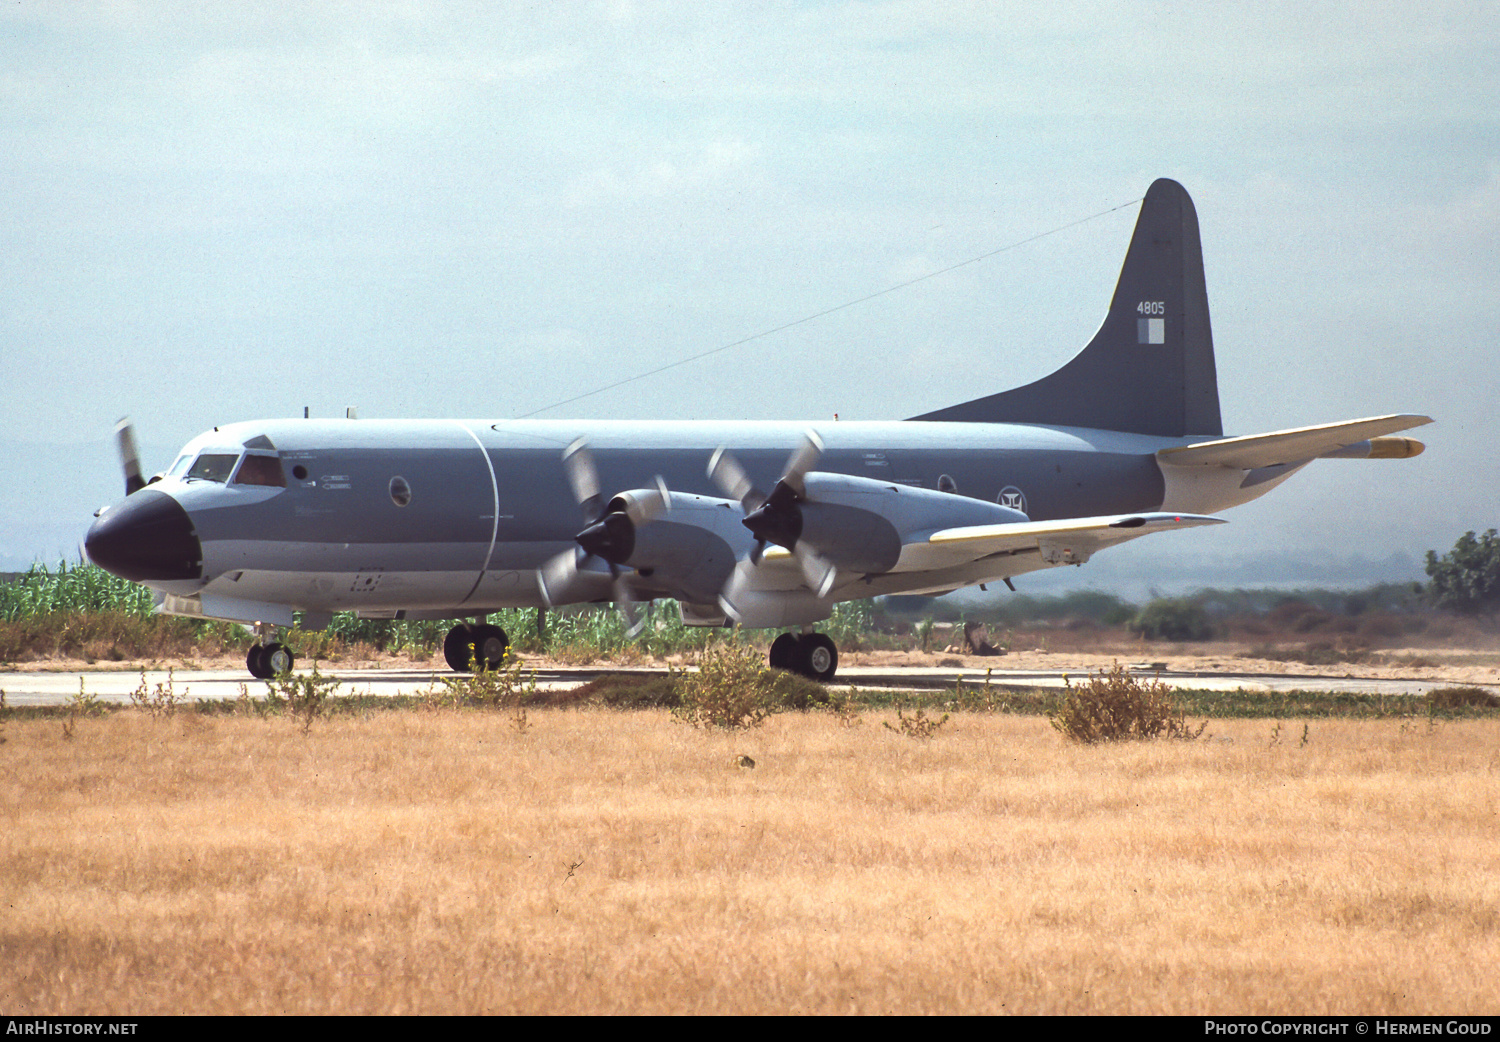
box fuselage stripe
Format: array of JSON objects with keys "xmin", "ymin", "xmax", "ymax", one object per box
[{"xmin": 453, "ymin": 421, "xmax": 501, "ymax": 607}]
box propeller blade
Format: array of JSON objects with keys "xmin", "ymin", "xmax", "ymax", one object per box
[
  {"xmin": 114, "ymin": 418, "xmax": 145, "ymax": 496},
  {"xmin": 614, "ymin": 572, "xmax": 646, "ymax": 638},
  {"xmin": 707, "ymin": 447, "xmax": 764, "ymax": 511},
  {"xmin": 537, "ymin": 549, "xmax": 581, "ymax": 607},
  {"xmin": 716, "ymin": 559, "xmax": 757, "ymax": 625},
  {"xmin": 715, "ymin": 432, "xmax": 827, "ymax": 553},
  {"xmin": 781, "ymin": 429, "xmax": 824, "ymax": 498},
  {"xmin": 793, "ymin": 545, "xmax": 838, "ymax": 599},
  {"xmin": 537, "ymin": 547, "xmax": 616, "ymax": 607},
  {"xmin": 562, "ymin": 437, "xmax": 603, "ymax": 521}
]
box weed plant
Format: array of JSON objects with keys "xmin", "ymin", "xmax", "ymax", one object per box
[
  {"xmin": 264, "ymin": 663, "xmax": 341, "ymax": 733},
  {"xmin": 61, "ymin": 678, "xmax": 106, "ymax": 740},
  {"xmin": 128, "ymin": 669, "xmax": 181, "ymax": 719},
  {"xmin": 428, "ymin": 652, "xmax": 538, "ymax": 730},
  {"xmin": 883, "ymin": 701, "xmax": 950, "ymax": 739},
  {"xmin": 1050, "ymin": 663, "xmax": 1206, "ymax": 743}
]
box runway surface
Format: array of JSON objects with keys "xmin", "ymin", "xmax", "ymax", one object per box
[{"xmin": 0, "ymin": 662, "xmax": 1468, "ymax": 707}]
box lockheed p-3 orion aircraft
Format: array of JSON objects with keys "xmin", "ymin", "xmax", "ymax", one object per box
[{"xmin": 84, "ymin": 179, "xmax": 1430, "ymax": 681}]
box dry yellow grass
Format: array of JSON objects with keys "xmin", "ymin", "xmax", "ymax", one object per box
[{"xmin": 3, "ymin": 708, "xmax": 1498, "ymax": 1015}]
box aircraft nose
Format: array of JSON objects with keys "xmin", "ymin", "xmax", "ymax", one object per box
[{"xmin": 85, "ymin": 489, "xmax": 203, "ymax": 583}]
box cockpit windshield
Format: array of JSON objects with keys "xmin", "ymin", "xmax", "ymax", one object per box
[
  {"xmin": 233, "ymin": 454, "xmax": 286, "ymax": 487},
  {"xmin": 177, "ymin": 449, "xmax": 287, "ymax": 488},
  {"xmin": 185, "ymin": 453, "xmax": 240, "ymax": 483}
]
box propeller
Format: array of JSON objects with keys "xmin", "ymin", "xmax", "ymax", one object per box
[
  {"xmin": 707, "ymin": 431, "xmax": 837, "ymax": 598},
  {"xmin": 538, "ymin": 438, "xmax": 672, "ymax": 637},
  {"xmin": 115, "ymin": 417, "xmax": 146, "ymax": 496}
]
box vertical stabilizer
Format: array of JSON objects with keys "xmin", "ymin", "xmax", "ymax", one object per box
[{"xmin": 912, "ymin": 179, "xmax": 1222, "ymax": 437}]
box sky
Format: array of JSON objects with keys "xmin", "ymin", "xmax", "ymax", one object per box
[{"xmin": 1, "ymin": 1, "xmax": 1496, "ymax": 600}]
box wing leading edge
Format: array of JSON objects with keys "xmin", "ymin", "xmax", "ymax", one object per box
[{"xmin": 923, "ymin": 512, "xmax": 1226, "ymax": 568}]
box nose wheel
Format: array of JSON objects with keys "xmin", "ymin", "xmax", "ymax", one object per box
[
  {"xmin": 443, "ymin": 622, "xmax": 510, "ymax": 672},
  {"xmin": 247, "ymin": 642, "xmax": 294, "ymax": 679},
  {"xmin": 768, "ymin": 632, "xmax": 838, "ymax": 682}
]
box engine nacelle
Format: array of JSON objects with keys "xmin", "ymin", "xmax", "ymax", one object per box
[
  {"xmin": 607, "ymin": 490, "xmax": 753, "ymax": 605},
  {"xmin": 796, "ymin": 473, "xmax": 1029, "ymax": 574}
]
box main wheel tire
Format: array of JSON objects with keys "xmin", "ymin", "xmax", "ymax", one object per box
[
  {"xmin": 444, "ymin": 623, "xmax": 477, "ymax": 672},
  {"xmin": 474, "ymin": 624, "xmax": 509, "ymax": 670},
  {"xmin": 246, "ymin": 644, "xmax": 270, "ymax": 679},
  {"xmin": 264, "ymin": 642, "xmax": 294, "ymax": 676},
  {"xmin": 803, "ymin": 633, "xmax": 838, "ymax": 682},
  {"xmin": 768, "ymin": 633, "xmax": 799, "ymax": 671}
]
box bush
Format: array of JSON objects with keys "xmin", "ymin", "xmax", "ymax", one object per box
[
  {"xmin": 1050, "ymin": 663, "xmax": 1205, "ymax": 743},
  {"xmin": 1130, "ymin": 598, "xmax": 1214, "ymax": 641},
  {"xmin": 672, "ymin": 642, "xmax": 807, "ymax": 730},
  {"xmin": 1426, "ymin": 530, "xmax": 1500, "ymax": 614},
  {"xmin": 1426, "ymin": 686, "xmax": 1500, "ymax": 709}
]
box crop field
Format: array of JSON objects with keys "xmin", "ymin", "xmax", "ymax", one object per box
[{"xmin": 4, "ymin": 702, "xmax": 1499, "ymax": 1015}]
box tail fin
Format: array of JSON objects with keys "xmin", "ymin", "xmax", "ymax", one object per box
[{"xmin": 911, "ymin": 178, "xmax": 1223, "ymax": 438}]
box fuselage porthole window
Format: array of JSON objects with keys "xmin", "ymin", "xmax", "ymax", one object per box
[{"xmin": 390, "ymin": 476, "xmax": 412, "ymax": 507}]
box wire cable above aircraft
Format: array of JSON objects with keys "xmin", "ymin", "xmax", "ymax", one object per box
[{"xmin": 512, "ymin": 196, "xmax": 1145, "ymax": 419}]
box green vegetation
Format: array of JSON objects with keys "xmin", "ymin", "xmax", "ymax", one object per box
[
  {"xmin": 1129, "ymin": 597, "xmax": 1215, "ymax": 641},
  {"xmin": 0, "ymin": 559, "xmax": 155, "ymax": 618},
  {"xmin": 1426, "ymin": 686, "xmax": 1500, "ymax": 709},
  {"xmin": 1426, "ymin": 529, "xmax": 1500, "ymax": 614},
  {"xmin": 0, "ymin": 561, "xmax": 882, "ymax": 665},
  {"xmin": 0, "ymin": 560, "xmax": 251, "ymax": 663},
  {"xmin": 5, "ymin": 562, "xmax": 1497, "ymax": 741}
]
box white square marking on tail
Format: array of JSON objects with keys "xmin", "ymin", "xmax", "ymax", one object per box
[{"xmin": 1138, "ymin": 318, "xmax": 1165, "ymax": 344}]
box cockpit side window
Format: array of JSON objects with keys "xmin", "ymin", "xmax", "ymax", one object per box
[
  {"xmin": 185, "ymin": 453, "xmax": 240, "ymax": 483},
  {"xmin": 233, "ymin": 454, "xmax": 287, "ymax": 488},
  {"xmin": 167, "ymin": 453, "xmax": 193, "ymax": 478}
]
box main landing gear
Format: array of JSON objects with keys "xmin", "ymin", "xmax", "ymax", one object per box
[
  {"xmin": 443, "ymin": 621, "xmax": 510, "ymax": 673},
  {"xmin": 768, "ymin": 632, "xmax": 838, "ymax": 683},
  {"xmin": 246, "ymin": 623, "xmax": 295, "ymax": 679}
]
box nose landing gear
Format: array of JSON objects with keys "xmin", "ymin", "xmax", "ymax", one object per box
[{"xmin": 246, "ymin": 624, "xmax": 295, "ymax": 679}]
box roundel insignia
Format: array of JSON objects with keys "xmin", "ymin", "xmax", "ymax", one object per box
[{"xmin": 998, "ymin": 485, "xmax": 1028, "ymax": 515}]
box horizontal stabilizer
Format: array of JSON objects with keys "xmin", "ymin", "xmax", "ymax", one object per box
[
  {"xmin": 1157, "ymin": 414, "xmax": 1432, "ymax": 470},
  {"xmin": 926, "ymin": 511, "xmax": 1225, "ymax": 567}
]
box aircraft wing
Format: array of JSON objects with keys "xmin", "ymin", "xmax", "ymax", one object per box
[
  {"xmin": 921, "ymin": 511, "xmax": 1225, "ymax": 568},
  {"xmin": 1156, "ymin": 414, "xmax": 1431, "ymax": 469}
]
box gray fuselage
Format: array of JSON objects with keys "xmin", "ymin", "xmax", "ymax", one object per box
[{"xmin": 111, "ymin": 417, "xmax": 1181, "ymax": 624}]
